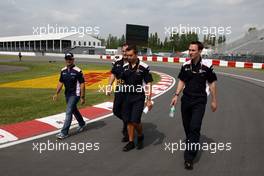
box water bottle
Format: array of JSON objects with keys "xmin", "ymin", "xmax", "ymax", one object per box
[
  {"xmin": 143, "ymin": 101, "xmax": 154, "ymax": 114},
  {"xmin": 143, "ymin": 106, "xmax": 149, "ymax": 114},
  {"xmin": 169, "ymin": 106, "xmax": 176, "ymax": 118}
]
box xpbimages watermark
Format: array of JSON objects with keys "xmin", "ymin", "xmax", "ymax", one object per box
[
  {"xmin": 32, "ymin": 140, "xmax": 100, "ymax": 154},
  {"xmin": 98, "ymin": 84, "xmax": 157, "ymax": 95},
  {"xmin": 32, "ymin": 24, "xmax": 100, "ymax": 37},
  {"xmin": 164, "ymin": 140, "xmax": 232, "ymax": 154},
  {"xmin": 164, "ymin": 24, "xmax": 232, "ymax": 37}
]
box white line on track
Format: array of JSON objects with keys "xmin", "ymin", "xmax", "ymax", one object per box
[{"xmin": 216, "ymin": 71, "xmax": 264, "ymax": 83}]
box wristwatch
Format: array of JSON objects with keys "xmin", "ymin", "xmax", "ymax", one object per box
[
  {"xmin": 146, "ymin": 96, "xmax": 151, "ymax": 101},
  {"xmin": 174, "ymin": 93, "xmax": 180, "ymax": 96}
]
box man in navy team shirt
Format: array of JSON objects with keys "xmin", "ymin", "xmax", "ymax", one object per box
[{"xmin": 53, "ymin": 52, "xmax": 86, "ymax": 139}]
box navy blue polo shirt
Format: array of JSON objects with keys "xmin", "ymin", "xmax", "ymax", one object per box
[
  {"xmin": 178, "ymin": 58, "xmax": 217, "ymax": 98},
  {"xmin": 59, "ymin": 65, "xmax": 85, "ymax": 96},
  {"xmin": 122, "ymin": 59, "xmax": 153, "ymax": 95},
  {"xmin": 111, "ymin": 57, "xmax": 126, "ymax": 83}
]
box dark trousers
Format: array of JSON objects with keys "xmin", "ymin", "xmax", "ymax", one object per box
[
  {"xmin": 181, "ymin": 95, "xmax": 206, "ymax": 162},
  {"xmin": 113, "ymin": 92, "xmax": 127, "ymax": 135}
]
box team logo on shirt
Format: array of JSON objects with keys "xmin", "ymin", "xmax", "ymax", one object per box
[{"xmin": 199, "ymin": 69, "xmax": 206, "ymax": 73}]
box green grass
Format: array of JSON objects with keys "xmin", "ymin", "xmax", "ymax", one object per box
[
  {"xmin": 0, "ymin": 88, "xmax": 113, "ymax": 124},
  {"xmin": 0, "ymin": 59, "xmax": 160, "ymax": 125},
  {"xmin": 152, "ymin": 71, "xmax": 160, "ymax": 83},
  {"xmin": 0, "ymin": 61, "xmax": 111, "ymax": 83}
]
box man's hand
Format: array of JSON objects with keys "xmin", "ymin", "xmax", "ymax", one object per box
[
  {"xmin": 53, "ymin": 94, "xmax": 58, "ymax": 101},
  {"xmin": 146, "ymin": 100, "xmax": 153, "ymax": 111},
  {"xmin": 211, "ymin": 100, "xmax": 217, "ymax": 112},
  {"xmin": 170, "ymin": 80, "xmax": 184, "ymax": 107},
  {"xmin": 80, "ymin": 97, "xmax": 85, "ymax": 105},
  {"xmin": 54, "ymin": 82, "xmax": 63, "ymax": 101},
  {"xmin": 107, "ymin": 74, "xmax": 115, "ymax": 96},
  {"xmin": 106, "ymin": 85, "xmax": 112, "ymax": 96},
  {"xmin": 209, "ymin": 82, "xmax": 217, "ymax": 112},
  {"xmin": 170, "ymin": 95, "xmax": 178, "ymax": 106}
]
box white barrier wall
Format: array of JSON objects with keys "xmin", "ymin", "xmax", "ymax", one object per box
[
  {"xmin": 0, "ymin": 51, "xmax": 36, "ymax": 56},
  {"xmin": 0, "ymin": 51, "xmax": 101, "ymax": 59}
]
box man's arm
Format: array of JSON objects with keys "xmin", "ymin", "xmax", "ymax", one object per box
[
  {"xmin": 209, "ymin": 81, "xmax": 217, "ymax": 112},
  {"xmin": 142, "ymin": 66, "xmax": 153, "ymax": 110},
  {"xmin": 80, "ymin": 82, "xmax": 85, "ymax": 105},
  {"xmin": 170, "ymin": 80, "xmax": 185, "ymax": 106},
  {"xmin": 145, "ymin": 82, "xmax": 153, "ymax": 110},
  {"xmin": 145, "ymin": 82, "xmax": 152, "ymax": 99},
  {"xmin": 106, "ymin": 73, "xmax": 116, "ymax": 95},
  {"xmin": 53, "ymin": 82, "xmax": 63, "ymax": 101}
]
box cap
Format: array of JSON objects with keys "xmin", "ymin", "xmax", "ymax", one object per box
[{"xmin": 65, "ymin": 52, "xmax": 74, "ymax": 59}]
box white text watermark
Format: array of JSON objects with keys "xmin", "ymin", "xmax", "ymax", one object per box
[
  {"xmin": 32, "ymin": 140, "xmax": 100, "ymax": 154},
  {"xmin": 164, "ymin": 24, "xmax": 232, "ymax": 37},
  {"xmin": 164, "ymin": 140, "xmax": 232, "ymax": 154},
  {"xmin": 32, "ymin": 24, "xmax": 100, "ymax": 37}
]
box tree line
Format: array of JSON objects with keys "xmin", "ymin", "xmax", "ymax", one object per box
[{"xmin": 100, "ymin": 33, "xmax": 226, "ymax": 52}]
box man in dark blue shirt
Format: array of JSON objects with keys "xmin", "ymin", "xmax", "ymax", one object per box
[
  {"xmin": 170, "ymin": 41, "xmax": 217, "ymax": 170},
  {"xmin": 121, "ymin": 45, "xmax": 153, "ymax": 152},
  {"xmin": 53, "ymin": 52, "xmax": 86, "ymax": 139},
  {"xmin": 107, "ymin": 44, "xmax": 129, "ymax": 142}
]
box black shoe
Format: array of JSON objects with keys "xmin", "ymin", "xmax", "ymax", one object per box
[
  {"xmin": 122, "ymin": 122, "xmax": 127, "ymax": 133},
  {"xmin": 122, "ymin": 128, "xmax": 128, "ymax": 136},
  {"xmin": 184, "ymin": 161, "xmax": 193, "ymax": 170},
  {"xmin": 123, "ymin": 142, "xmax": 135, "ymax": 152},
  {"xmin": 136, "ymin": 135, "xmax": 144, "ymax": 150},
  {"xmin": 121, "ymin": 135, "xmax": 129, "ymax": 142}
]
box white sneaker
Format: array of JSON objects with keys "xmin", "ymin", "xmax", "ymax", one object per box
[
  {"xmin": 56, "ymin": 133, "xmax": 69, "ymax": 139},
  {"xmin": 76, "ymin": 124, "xmax": 86, "ymax": 133}
]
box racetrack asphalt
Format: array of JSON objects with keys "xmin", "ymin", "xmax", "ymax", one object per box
[{"xmin": 0, "ymin": 56, "xmax": 264, "ymax": 176}]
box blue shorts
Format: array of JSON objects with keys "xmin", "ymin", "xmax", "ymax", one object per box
[{"xmin": 123, "ymin": 94, "xmax": 145, "ymax": 124}]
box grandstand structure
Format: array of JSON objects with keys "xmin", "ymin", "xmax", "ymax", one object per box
[
  {"xmin": 218, "ymin": 29, "xmax": 264, "ymax": 56},
  {"xmin": 0, "ymin": 32, "xmax": 104, "ymax": 54}
]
